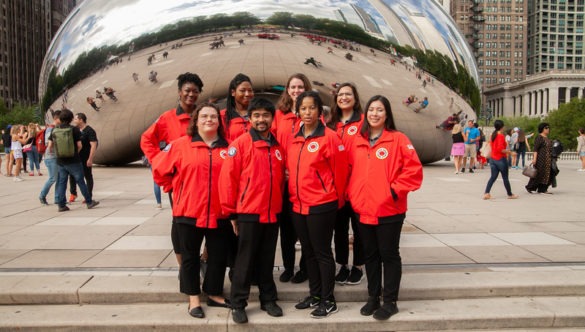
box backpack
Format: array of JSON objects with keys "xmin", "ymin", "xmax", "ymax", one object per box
[
  {"xmin": 552, "ymin": 139, "xmax": 564, "ymax": 158},
  {"xmin": 36, "ymin": 129, "xmax": 47, "ymax": 154},
  {"xmin": 52, "ymin": 127, "xmax": 76, "ymax": 158}
]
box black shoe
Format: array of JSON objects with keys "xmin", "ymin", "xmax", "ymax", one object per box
[
  {"xmin": 39, "ymin": 197, "xmax": 49, "ymax": 205},
  {"xmin": 310, "ymin": 300, "xmax": 338, "ymax": 318},
  {"xmin": 232, "ymin": 308, "xmax": 248, "ymax": 324},
  {"xmin": 86, "ymin": 200, "xmax": 100, "ymax": 209},
  {"xmin": 461, "ymin": 168, "xmax": 465, "ymax": 173},
  {"xmin": 291, "ymin": 269, "xmax": 308, "ymax": 283},
  {"xmin": 335, "ymin": 265, "xmax": 350, "ymax": 284},
  {"xmin": 207, "ymin": 298, "xmax": 231, "ymax": 308},
  {"xmin": 360, "ymin": 297, "xmax": 380, "ymax": 316},
  {"xmin": 261, "ymin": 301, "xmax": 283, "ymax": 317},
  {"xmin": 469, "ymin": 168, "xmax": 474, "ymax": 173},
  {"xmin": 279, "ymin": 269, "xmax": 294, "ymax": 282},
  {"xmin": 373, "ymin": 302, "xmax": 398, "ymax": 320},
  {"xmin": 58, "ymin": 206, "xmax": 70, "ymax": 212},
  {"xmin": 525, "ymin": 186, "xmax": 534, "ymax": 194},
  {"xmin": 345, "ymin": 266, "xmax": 363, "ymax": 285},
  {"xmin": 295, "ymin": 295, "xmax": 320, "ymax": 310},
  {"xmin": 188, "ymin": 306, "xmax": 205, "ymax": 319}
]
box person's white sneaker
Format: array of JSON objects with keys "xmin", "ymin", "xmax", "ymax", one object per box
[{"xmin": 578, "ymin": 169, "xmax": 585, "ymax": 172}]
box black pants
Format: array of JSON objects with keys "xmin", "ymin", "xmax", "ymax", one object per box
[
  {"xmin": 69, "ymin": 161, "xmax": 93, "ymax": 197},
  {"xmin": 279, "ymin": 188, "xmax": 306, "ymax": 272},
  {"xmin": 230, "ymin": 222, "xmax": 279, "ymax": 309},
  {"xmin": 358, "ymin": 218, "xmax": 404, "ymax": 303},
  {"xmin": 334, "ymin": 202, "xmax": 364, "ymax": 266},
  {"xmin": 292, "ymin": 210, "xmax": 336, "ymax": 302},
  {"xmin": 176, "ymin": 222, "xmax": 230, "ymax": 296}
]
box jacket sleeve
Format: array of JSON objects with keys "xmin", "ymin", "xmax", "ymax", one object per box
[
  {"xmin": 151, "ymin": 141, "xmax": 178, "ymax": 192},
  {"xmin": 140, "ymin": 119, "xmax": 163, "ymax": 163},
  {"xmin": 390, "ymin": 134, "xmax": 423, "ymax": 199},
  {"xmin": 219, "ymin": 140, "xmax": 243, "ymax": 217},
  {"xmin": 330, "ymin": 134, "xmax": 349, "ymax": 208}
]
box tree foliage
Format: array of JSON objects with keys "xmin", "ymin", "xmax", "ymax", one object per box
[
  {"xmin": 0, "ymin": 98, "xmax": 39, "ymax": 147},
  {"xmin": 543, "ymin": 98, "xmax": 585, "ymax": 150}
]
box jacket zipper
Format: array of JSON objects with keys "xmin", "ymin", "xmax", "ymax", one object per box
[
  {"xmin": 296, "ymin": 141, "xmax": 306, "ymax": 212},
  {"xmin": 268, "ymin": 147, "xmax": 272, "ymax": 222},
  {"xmin": 206, "ymin": 148, "xmax": 212, "ymax": 228},
  {"xmin": 240, "ymin": 177, "xmax": 251, "ymax": 204},
  {"xmin": 316, "ymin": 170, "xmax": 327, "ymax": 192}
]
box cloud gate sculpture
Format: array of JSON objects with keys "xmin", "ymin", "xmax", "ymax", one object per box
[{"xmin": 39, "ymin": 0, "xmax": 480, "ymax": 165}]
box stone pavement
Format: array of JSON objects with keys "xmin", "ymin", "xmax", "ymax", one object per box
[{"xmin": 1, "ymin": 159, "xmax": 585, "ymax": 330}]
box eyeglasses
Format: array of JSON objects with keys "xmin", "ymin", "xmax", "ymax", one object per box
[{"xmin": 544, "ymin": 126, "xmax": 550, "ymax": 129}]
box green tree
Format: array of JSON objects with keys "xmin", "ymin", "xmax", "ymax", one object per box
[
  {"xmin": 0, "ymin": 99, "xmax": 39, "ymax": 148},
  {"xmin": 543, "ymin": 98, "xmax": 585, "ymax": 150}
]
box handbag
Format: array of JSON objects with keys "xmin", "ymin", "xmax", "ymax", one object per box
[
  {"xmin": 480, "ymin": 142, "xmax": 491, "ymax": 159},
  {"xmin": 22, "ymin": 143, "xmax": 33, "ymax": 153},
  {"xmin": 522, "ymin": 164, "xmax": 537, "ymax": 178}
]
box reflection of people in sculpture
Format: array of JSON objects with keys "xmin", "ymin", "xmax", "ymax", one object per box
[
  {"xmin": 414, "ymin": 97, "xmax": 428, "ymax": 113},
  {"xmin": 86, "ymin": 97, "xmax": 100, "ymax": 111},
  {"xmin": 104, "ymin": 87, "xmax": 118, "ymax": 102},
  {"xmin": 238, "ymin": 39, "xmax": 244, "ymax": 45},
  {"xmin": 304, "ymin": 57, "xmax": 319, "ymax": 68},
  {"xmin": 95, "ymin": 90, "xmax": 104, "ymax": 102},
  {"xmin": 403, "ymin": 95, "xmax": 417, "ymax": 106},
  {"xmin": 141, "ymin": 72, "xmax": 205, "ymax": 270},
  {"xmin": 345, "ymin": 53, "xmax": 353, "ymax": 61},
  {"xmin": 132, "ymin": 73, "xmax": 139, "ymax": 82},
  {"xmin": 162, "ymin": 51, "xmax": 168, "ymax": 59},
  {"xmin": 149, "ymin": 71, "xmax": 158, "ymax": 83},
  {"xmin": 436, "ymin": 111, "xmax": 462, "ymax": 130}
]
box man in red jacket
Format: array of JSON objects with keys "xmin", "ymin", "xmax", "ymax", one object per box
[
  {"xmin": 219, "ymin": 98, "xmax": 286, "ymax": 324},
  {"xmin": 140, "ymin": 72, "xmax": 204, "ymax": 266}
]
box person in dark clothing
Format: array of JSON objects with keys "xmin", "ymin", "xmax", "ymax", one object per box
[{"xmin": 68, "ymin": 113, "xmax": 98, "ymax": 202}]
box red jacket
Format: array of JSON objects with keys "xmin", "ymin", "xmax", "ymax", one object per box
[
  {"xmin": 151, "ymin": 134, "xmax": 230, "ymax": 228},
  {"xmin": 219, "ymin": 129, "xmax": 285, "ymax": 223},
  {"xmin": 141, "ymin": 106, "xmax": 191, "ymax": 162},
  {"xmin": 334, "ymin": 112, "xmax": 363, "ymax": 149},
  {"xmin": 287, "ymin": 122, "xmax": 349, "ymax": 215},
  {"xmin": 347, "ymin": 130, "xmax": 423, "ymax": 225},
  {"xmin": 221, "ymin": 108, "xmax": 249, "ymax": 142},
  {"xmin": 271, "ymin": 109, "xmax": 301, "ymax": 152}
]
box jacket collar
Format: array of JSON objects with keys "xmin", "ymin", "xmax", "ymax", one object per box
[
  {"xmin": 191, "ymin": 133, "xmax": 229, "ymax": 148},
  {"xmin": 250, "ymin": 128, "xmax": 279, "ymax": 146},
  {"xmin": 294, "ymin": 121, "xmax": 326, "ymax": 138},
  {"xmin": 356, "ymin": 130, "xmax": 396, "ymax": 147},
  {"xmin": 343, "ymin": 111, "xmax": 362, "ymax": 125}
]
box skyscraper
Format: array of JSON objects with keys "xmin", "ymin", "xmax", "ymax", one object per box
[{"xmin": 0, "ymin": 0, "xmax": 76, "ymax": 109}]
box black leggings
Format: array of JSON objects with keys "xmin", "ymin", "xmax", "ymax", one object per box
[{"xmin": 334, "ymin": 202, "xmax": 364, "ymax": 266}]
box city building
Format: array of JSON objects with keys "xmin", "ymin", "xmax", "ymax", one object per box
[
  {"xmin": 484, "ymin": 0, "xmax": 585, "ymax": 118},
  {"xmin": 0, "ymin": 0, "xmax": 76, "ymax": 109}
]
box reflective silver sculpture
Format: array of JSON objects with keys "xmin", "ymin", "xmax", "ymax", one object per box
[{"xmin": 39, "ymin": 0, "xmax": 480, "ymax": 165}]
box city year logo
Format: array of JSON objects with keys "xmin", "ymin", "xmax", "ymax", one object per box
[
  {"xmin": 219, "ymin": 150, "xmax": 228, "ymax": 159},
  {"xmin": 375, "ymin": 147, "xmax": 389, "ymax": 160},
  {"xmin": 307, "ymin": 142, "xmax": 319, "ymax": 153},
  {"xmin": 347, "ymin": 126, "xmax": 358, "ymax": 136},
  {"xmin": 274, "ymin": 149, "xmax": 282, "ymax": 161}
]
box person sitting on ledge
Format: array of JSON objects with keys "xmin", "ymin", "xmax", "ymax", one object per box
[
  {"xmin": 436, "ymin": 111, "xmax": 462, "ymax": 130},
  {"xmin": 414, "ymin": 97, "xmax": 428, "ymax": 113}
]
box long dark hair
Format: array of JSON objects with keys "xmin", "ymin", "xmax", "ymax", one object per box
[
  {"xmin": 328, "ymin": 82, "xmax": 362, "ymax": 130},
  {"xmin": 491, "ymin": 119, "xmax": 504, "ymax": 142},
  {"xmin": 276, "ymin": 73, "xmax": 312, "ymax": 114},
  {"xmin": 360, "ymin": 95, "xmax": 396, "ymax": 137},
  {"xmin": 187, "ymin": 102, "xmax": 225, "ymax": 139},
  {"xmin": 225, "ymin": 73, "xmax": 252, "ymax": 128}
]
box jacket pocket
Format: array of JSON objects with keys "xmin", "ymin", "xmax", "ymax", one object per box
[
  {"xmin": 240, "ymin": 177, "xmax": 251, "ymax": 204},
  {"xmin": 316, "ymin": 171, "xmax": 327, "ymax": 193}
]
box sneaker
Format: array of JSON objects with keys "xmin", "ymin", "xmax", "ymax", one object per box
[
  {"xmin": 156, "ymin": 204, "xmax": 162, "ymax": 210},
  {"xmin": 295, "ymin": 295, "xmax": 320, "ymax": 310},
  {"xmin": 373, "ymin": 302, "xmax": 398, "ymax": 321},
  {"xmin": 346, "ymin": 266, "xmax": 363, "ymax": 285},
  {"xmin": 279, "ymin": 269, "xmax": 294, "ymax": 282},
  {"xmin": 469, "ymin": 168, "xmax": 474, "ymax": 173},
  {"xmin": 260, "ymin": 301, "xmax": 283, "ymax": 317},
  {"xmin": 310, "ymin": 300, "xmax": 338, "ymax": 318},
  {"xmin": 291, "ymin": 269, "xmax": 308, "ymax": 283},
  {"xmin": 39, "ymin": 197, "xmax": 49, "ymax": 206},
  {"xmin": 461, "ymin": 168, "xmax": 465, "ymax": 173},
  {"xmin": 360, "ymin": 297, "xmax": 381, "ymax": 316},
  {"xmin": 86, "ymin": 200, "xmax": 100, "ymax": 209},
  {"xmin": 578, "ymin": 169, "xmax": 585, "ymax": 172},
  {"xmin": 231, "ymin": 308, "xmax": 248, "ymax": 324},
  {"xmin": 69, "ymin": 194, "xmax": 77, "ymax": 203},
  {"xmin": 13, "ymin": 176, "xmax": 23, "ymax": 182},
  {"xmin": 58, "ymin": 206, "xmax": 70, "ymax": 212},
  {"xmin": 335, "ymin": 265, "xmax": 350, "ymax": 284}
]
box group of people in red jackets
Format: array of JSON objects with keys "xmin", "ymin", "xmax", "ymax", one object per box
[{"xmin": 140, "ymin": 72, "xmax": 423, "ymax": 324}]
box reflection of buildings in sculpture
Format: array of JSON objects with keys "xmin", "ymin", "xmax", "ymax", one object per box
[{"xmin": 484, "ymin": 71, "xmax": 585, "ymax": 118}]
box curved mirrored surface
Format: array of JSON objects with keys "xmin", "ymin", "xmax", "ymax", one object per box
[{"xmin": 39, "ymin": 0, "xmax": 480, "ymax": 165}]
